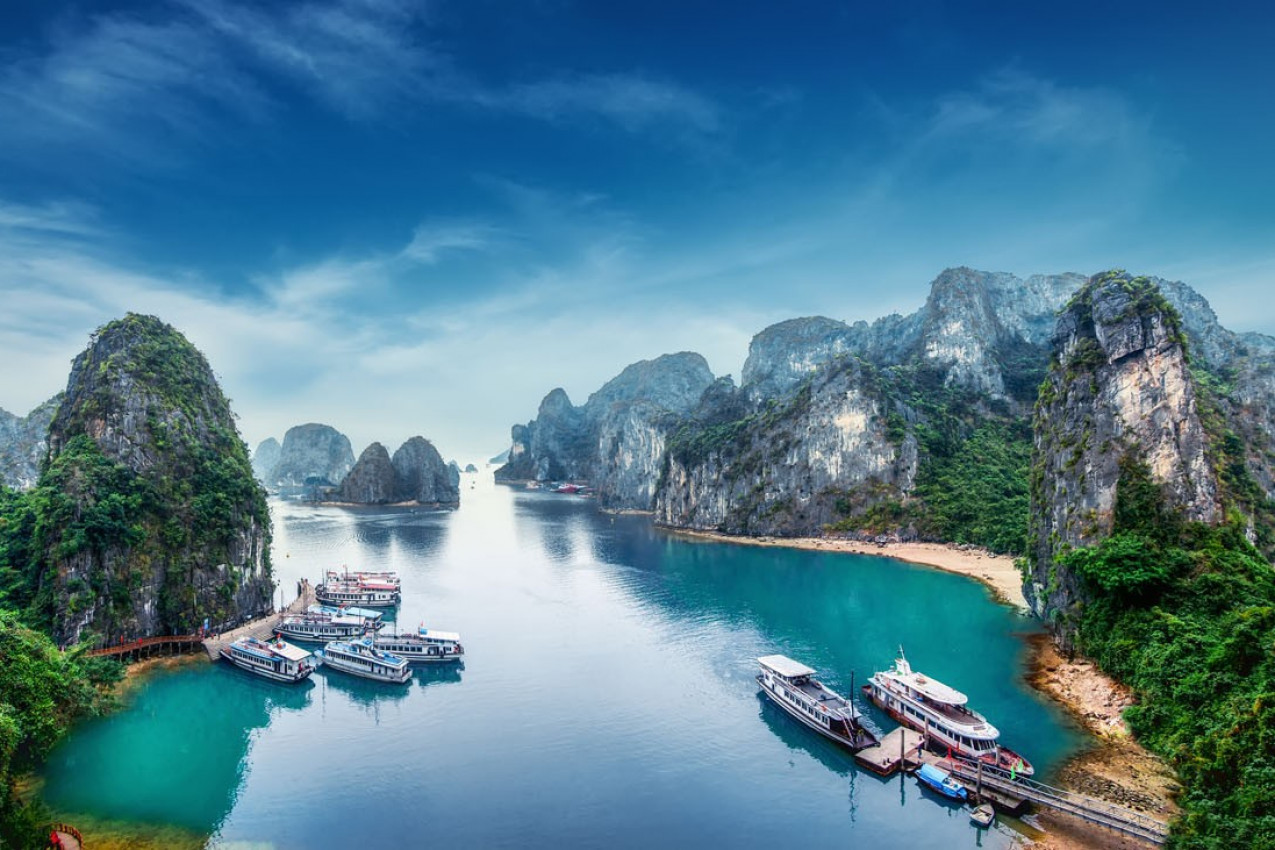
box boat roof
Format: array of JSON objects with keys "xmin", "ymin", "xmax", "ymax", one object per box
[
  {"xmin": 270, "ymin": 640, "xmax": 313, "ymax": 662},
  {"xmin": 308, "ymin": 604, "xmax": 382, "ymax": 619},
  {"xmin": 758, "ymin": 654, "xmax": 816, "ymax": 678},
  {"xmin": 888, "ymin": 669, "xmax": 968, "ymax": 705},
  {"xmin": 419, "ymin": 628, "xmax": 460, "ymax": 641},
  {"xmin": 918, "ymin": 763, "xmax": 953, "ymax": 783}
]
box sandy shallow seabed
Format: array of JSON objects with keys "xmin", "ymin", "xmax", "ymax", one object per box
[{"xmin": 665, "ymin": 528, "xmax": 1179, "ymax": 849}]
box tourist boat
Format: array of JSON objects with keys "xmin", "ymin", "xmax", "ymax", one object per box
[
  {"xmin": 756, "ymin": 655, "xmax": 879, "ymax": 750},
  {"xmin": 307, "ymin": 603, "xmax": 384, "ymax": 623},
  {"xmin": 275, "ymin": 609, "xmax": 384, "ymax": 642},
  {"xmin": 219, "ymin": 636, "xmax": 316, "ymax": 683},
  {"xmin": 863, "ymin": 648, "xmax": 1034, "ymax": 777},
  {"xmin": 316, "ymin": 637, "xmax": 412, "ymax": 683},
  {"xmin": 916, "ymin": 763, "xmax": 969, "ymax": 801},
  {"xmin": 325, "ymin": 568, "xmax": 400, "ymax": 587},
  {"xmin": 372, "ymin": 625, "xmax": 464, "ymax": 663},
  {"xmin": 315, "ymin": 577, "xmax": 401, "ymax": 608}
]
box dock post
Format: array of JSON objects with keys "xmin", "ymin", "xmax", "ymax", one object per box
[
  {"xmin": 977, "ymin": 759, "xmax": 983, "ymax": 802},
  {"xmin": 900, "ymin": 725, "xmax": 905, "ymax": 768}
]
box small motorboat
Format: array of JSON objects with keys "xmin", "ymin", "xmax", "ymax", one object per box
[
  {"xmin": 969, "ymin": 803, "xmax": 995, "ymax": 827},
  {"xmin": 916, "ymin": 763, "xmax": 969, "ymax": 801}
]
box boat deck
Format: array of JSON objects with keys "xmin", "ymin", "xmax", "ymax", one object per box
[
  {"xmin": 792, "ymin": 679, "xmax": 855, "ymax": 719},
  {"xmin": 853, "ymin": 727, "xmax": 925, "ymax": 776}
]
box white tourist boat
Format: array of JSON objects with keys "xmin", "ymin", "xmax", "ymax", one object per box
[
  {"xmin": 864, "ymin": 648, "xmax": 1033, "ymax": 776},
  {"xmin": 219, "ymin": 636, "xmax": 316, "ymax": 683},
  {"xmin": 325, "ymin": 568, "xmax": 400, "ymax": 587},
  {"xmin": 757, "ymin": 655, "xmax": 879, "ymax": 750},
  {"xmin": 307, "ymin": 603, "xmax": 384, "ymax": 622},
  {"xmin": 373, "ymin": 625, "xmax": 464, "ymax": 663},
  {"xmin": 316, "ymin": 637, "xmax": 412, "ymax": 683},
  {"xmin": 275, "ymin": 609, "xmax": 384, "ymax": 642},
  {"xmin": 315, "ymin": 577, "xmax": 401, "ymax": 608}
]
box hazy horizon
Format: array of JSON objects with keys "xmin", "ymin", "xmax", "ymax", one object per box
[{"xmin": 2, "ymin": 2, "xmax": 1273, "ymax": 461}]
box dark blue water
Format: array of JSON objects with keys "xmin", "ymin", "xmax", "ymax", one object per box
[{"xmin": 42, "ymin": 474, "xmax": 1083, "ymax": 848}]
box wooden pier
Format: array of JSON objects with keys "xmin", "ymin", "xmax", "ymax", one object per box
[
  {"xmin": 202, "ymin": 580, "xmax": 316, "ymax": 660},
  {"xmin": 853, "ymin": 727, "xmax": 925, "ymax": 775},
  {"xmin": 921, "ymin": 753, "xmax": 1170, "ymax": 845}
]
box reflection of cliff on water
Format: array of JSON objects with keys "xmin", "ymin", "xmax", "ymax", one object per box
[
  {"xmin": 41, "ymin": 664, "xmax": 312, "ymax": 835},
  {"xmin": 512, "ymin": 490, "xmax": 595, "ymax": 564}
]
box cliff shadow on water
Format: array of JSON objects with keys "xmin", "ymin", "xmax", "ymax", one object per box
[{"xmin": 40, "ymin": 663, "xmax": 312, "ymax": 837}]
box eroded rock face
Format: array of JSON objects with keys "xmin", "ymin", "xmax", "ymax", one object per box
[
  {"xmin": 391, "ymin": 436, "xmax": 459, "ymax": 506},
  {"xmin": 495, "ymin": 353, "xmax": 715, "ymax": 509},
  {"xmin": 656, "ymin": 357, "xmax": 917, "ymax": 534},
  {"xmin": 271, "ymin": 423, "xmax": 354, "ymax": 487},
  {"xmin": 0, "ymin": 395, "xmax": 60, "ymax": 489},
  {"xmin": 1026, "ymin": 275, "xmax": 1222, "ymax": 623},
  {"xmin": 336, "ymin": 442, "xmax": 397, "ymax": 503},
  {"xmin": 41, "ymin": 314, "xmax": 271, "ymax": 645},
  {"xmin": 251, "ymin": 437, "xmax": 281, "ymax": 484}
]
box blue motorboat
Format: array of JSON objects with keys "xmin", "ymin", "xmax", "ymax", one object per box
[{"xmin": 916, "ymin": 763, "xmax": 969, "ymax": 801}]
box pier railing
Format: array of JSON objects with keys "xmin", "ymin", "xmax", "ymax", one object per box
[
  {"xmin": 85, "ymin": 634, "xmax": 204, "ymax": 660},
  {"xmin": 941, "ymin": 754, "xmax": 1170, "ymax": 844}
]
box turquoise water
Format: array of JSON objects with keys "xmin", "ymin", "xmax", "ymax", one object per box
[{"xmin": 42, "ymin": 475, "xmax": 1083, "ymax": 848}]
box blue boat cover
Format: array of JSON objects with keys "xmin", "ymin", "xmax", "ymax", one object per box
[{"xmin": 918, "ymin": 764, "xmax": 951, "ymax": 784}]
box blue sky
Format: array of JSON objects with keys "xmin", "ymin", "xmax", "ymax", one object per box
[{"xmin": 1, "ymin": 1, "xmax": 1272, "ymax": 460}]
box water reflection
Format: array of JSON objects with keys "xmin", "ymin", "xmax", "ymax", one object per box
[{"xmin": 42, "ymin": 664, "xmax": 313, "ymax": 834}]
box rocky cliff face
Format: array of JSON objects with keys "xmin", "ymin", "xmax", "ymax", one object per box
[
  {"xmin": 251, "ymin": 437, "xmax": 281, "ymax": 484},
  {"xmin": 270, "ymin": 423, "xmax": 354, "ymax": 488},
  {"xmin": 38, "ymin": 314, "xmax": 271, "ymax": 645},
  {"xmin": 656, "ymin": 358, "xmax": 918, "ymax": 534},
  {"xmin": 393, "ymin": 437, "xmax": 459, "ymax": 505},
  {"xmin": 496, "ymin": 353, "xmax": 715, "ymax": 509},
  {"xmin": 336, "ymin": 442, "xmax": 397, "ymax": 503},
  {"xmin": 0, "ymin": 396, "xmax": 60, "ymax": 489},
  {"xmin": 1025, "ymin": 274, "xmax": 1226, "ymax": 623}
]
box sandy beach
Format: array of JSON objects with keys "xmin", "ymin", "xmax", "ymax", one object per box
[{"xmin": 662, "ymin": 527, "xmax": 1030, "ymax": 611}]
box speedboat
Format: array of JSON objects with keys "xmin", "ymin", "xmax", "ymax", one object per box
[
  {"xmin": 756, "ymin": 655, "xmax": 878, "ymax": 750},
  {"xmin": 916, "ymin": 763, "xmax": 969, "ymax": 801},
  {"xmin": 864, "ymin": 647, "xmax": 1033, "ymax": 776},
  {"xmin": 219, "ymin": 636, "xmax": 315, "ymax": 683}
]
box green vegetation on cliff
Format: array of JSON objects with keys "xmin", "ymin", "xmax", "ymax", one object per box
[{"xmin": 1064, "ymin": 458, "xmax": 1275, "ymax": 848}]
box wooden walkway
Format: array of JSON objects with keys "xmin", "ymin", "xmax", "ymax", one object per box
[
  {"xmin": 86, "ymin": 633, "xmax": 203, "ymax": 660},
  {"xmin": 922, "ymin": 753, "xmax": 1170, "ymax": 845},
  {"xmin": 853, "ymin": 727, "xmax": 925, "ymax": 775},
  {"xmin": 202, "ymin": 580, "xmax": 315, "ymax": 660}
]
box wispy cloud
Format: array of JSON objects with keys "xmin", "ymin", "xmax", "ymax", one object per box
[{"xmin": 0, "ymin": 0, "xmax": 722, "ymax": 169}]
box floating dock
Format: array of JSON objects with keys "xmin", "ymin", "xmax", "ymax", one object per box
[
  {"xmin": 203, "ymin": 580, "xmax": 316, "ymax": 660},
  {"xmin": 853, "ymin": 727, "xmax": 925, "ymax": 775}
]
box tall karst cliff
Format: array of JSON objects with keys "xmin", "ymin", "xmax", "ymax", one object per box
[
  {"xmin": 1025, "ymin": 271, "xmax": 1275, "ymax": 626},
  {"xmin": 35, "ymin": 314, "xmax": 272, "ymax": 645},
  {"xmin": 332, "ymin": 436, "xmax": 460, "ymax": 506},
  {"xmin": 268, "ymin": 423, "xmax": 355, "ymax": 488},
  {"xmin": 496, "ymin": 352, "xmax": 715, "ymax": 509}
]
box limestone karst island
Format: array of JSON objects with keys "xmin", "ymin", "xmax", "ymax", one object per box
[{"xmin": 2, "ymin": 5, "xmax": 1273, "ymax": 850}]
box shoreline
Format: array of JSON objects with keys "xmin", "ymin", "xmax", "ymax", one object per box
[
  {"xmin": 662, "ymin": 526, "xmax": 1179, "ymax": 847},
  {"xmin": 661, "ymin": 527, "xmax": 1030, "ymax": 611}
]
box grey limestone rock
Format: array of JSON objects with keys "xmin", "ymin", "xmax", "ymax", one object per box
[
  {"xmin": 0, "ymin": 395, "xmax": 60, "ymax": 489},
  {"xmin": 336, "ymin": 442, "xmax": 397, "ymax": 503},
  {"xmin": 391, "ymin": 436, "xmax": 459, "ymax": 506},
  {"xmin": 251, "ymin": 437, "xmax": 282, "ymax": 484},
  {"xmin": 271, "ymin": 423, "xmax": 355, "ymax": 487}
]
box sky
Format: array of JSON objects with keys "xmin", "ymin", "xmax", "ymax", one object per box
[{"xmin": 1, "ymin": 1, "xmax": 1273, "ymax": 462}]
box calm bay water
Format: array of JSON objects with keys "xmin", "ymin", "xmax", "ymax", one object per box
[{"xmin": 42, "ymin": 474, "xmax": 1083, "ymax": 848}]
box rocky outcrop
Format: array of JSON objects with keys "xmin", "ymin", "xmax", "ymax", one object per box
[
  {"xmin": 656, "ymin": 357, "xmax": 918, "ymax": 534},
  {"xmin": 39, "ymin": 314, "xmax": 271, "ymax": 645},
  {"xmin": 251, "ymin": 437, "xmax": 281, "ymax": 484},
  {"xmin": 335, "ymin": 442, "xmax": 397, "ymax": 503},
  {"xmin": 496, "ymin": 353, "xmax": 716, "ymax": 509},
  {"xmin": 391, "ymin": 437, "xmax": 459, "ymax": 506},
  {"xmin": 1026, "ymin": 274, "xmax": 1224, "ymax": 623},
  {"xmin": 270, "ymin": 423, "xmax": 354, "ymax": 488},
  {"xmin": 464, "ymin": 463, "xmax": 478, "ymax": 473},
  {"xmin": 0, "ymin": 395, "xmax": 60, "ymax": 489}
]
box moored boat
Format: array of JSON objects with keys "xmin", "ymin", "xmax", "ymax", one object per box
[
  {"xmin": 316, "ymin": 637, "xmax": 411, "ymax": 683},
  {"xmin": 864, "ymin": 647, "xmax": 1033, "ymax": 777},
  {"xmin": 219, "ymin": 636, "xmax": 316, "ymax": 683},
  {"xmin": 916, "ymin": 763, "xmax": 969, "ymax": 801},
  {"xmin": 315, "ymin": 577, "xmax": 401, "ymax": 608},
  {"xmin": 373, "ymin": 625, "xmax": 464, "ymax": 663},
  {"xmin": 275, "ymin": 609, "xmax": 384, "ymax": 642},
  {"xmin": 969, "ymin": 803, "xmax": 996, "ymax": 827},
  {"xmin": 756, "ymin": 655, "xmax": 878, "ymax": 750},
  {"xmin": 325, "ymin": 568, "xmax": 400, "ymax": 587},
  {"xmin": 307, "ymin": 603, "xmax": 384, "ymax": 623}
]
